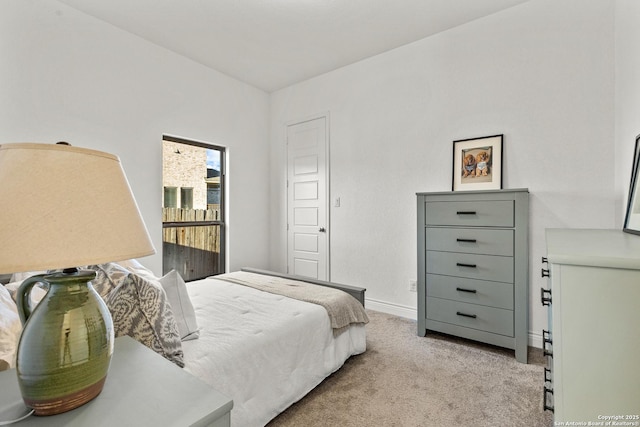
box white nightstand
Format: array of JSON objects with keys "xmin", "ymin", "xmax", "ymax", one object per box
[{"xmin": 0, "ymin": 336, "xmax": 233, "ymax": 426}]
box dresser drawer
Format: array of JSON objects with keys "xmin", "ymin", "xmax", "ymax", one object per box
[
  {"xmin": 427, "ymin": 297, "xmax": 514, "ymax": 336},
  {"xmin": 425, "ymin": 228, "xmax": 514, "ymax": 256},
  {"xmin": 425, "ymin": 200, "xmax": 514, "ymax": 227},
  {"xmin": 426, "ymin": 251, "xmax": 514, "ymax": 283},
  {"xmin": 426, "ymin": 274, "xmax": 514, "ymax": 310}
]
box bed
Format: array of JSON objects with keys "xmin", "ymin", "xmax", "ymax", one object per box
[
  {"xmin": 182, "ymin": 269, "xmax": 368, "ymax": 427},
  {"xmin": 0, "ymin": 265, "xmax": 368, "ymax": 427}
]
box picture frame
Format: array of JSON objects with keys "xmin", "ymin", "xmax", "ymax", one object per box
[
  {"xmin": 623, "ymin": 134, "xmax": 640, "ymax": 235},
  {"xmin": 452, "ymin": 134, "xmax": 503, "ymax": 191}
]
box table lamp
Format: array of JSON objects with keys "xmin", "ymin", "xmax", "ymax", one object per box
[{"xmin": 0, "ymin": 142, "xmax": 155, "ymax": 415}]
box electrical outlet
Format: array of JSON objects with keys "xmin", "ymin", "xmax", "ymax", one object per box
[{"xmin": 409, "ymin": 280, "xmax": 417, "ymax": 292}]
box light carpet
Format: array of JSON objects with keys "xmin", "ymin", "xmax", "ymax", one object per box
[{"xmin": 268, "ymin": 310, "xmax": 552, "ymax": 427}]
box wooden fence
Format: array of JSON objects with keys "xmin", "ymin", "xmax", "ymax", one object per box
[
  {"xmin": 163, "ymin": 207, "xmax": 220, "ymax": 223},
  {"xmin": 162, "ymin": 208, "xmax": 222, "ymax": 281}
]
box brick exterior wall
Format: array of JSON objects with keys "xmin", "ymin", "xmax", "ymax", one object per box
[{"xmin": 162, "ymin": 141, "xmax": 207, "ymax": 209}]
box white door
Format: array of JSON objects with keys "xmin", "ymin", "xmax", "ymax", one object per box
[{"xmin": 287, "ymin": 115, "xmax": 329, "ymax": 280}]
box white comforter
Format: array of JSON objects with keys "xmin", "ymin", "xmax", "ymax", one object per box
[{"xmin": 181, "ymin": 276, "xmax": 367, "ymax": 427}]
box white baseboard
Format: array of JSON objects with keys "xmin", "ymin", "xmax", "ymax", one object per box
[
  {"xmin": 366, "ymin": 298, "xmax": 544, "ymax": 349},
  {"xmin": 529, "ymin": 330, "xmax": 543, "ymax": 349},
  {"xmin": 365, "ymin": 298, "xmax": 417, "ymax": 320}
]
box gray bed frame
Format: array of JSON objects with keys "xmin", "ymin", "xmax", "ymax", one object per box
[
  {"xmin": 3, "ymin": 270, "xmax": 367, "ymax": 307},
  {"xmin": 240, "ymin": 268, "xmax": 366, "ymax": 307}
]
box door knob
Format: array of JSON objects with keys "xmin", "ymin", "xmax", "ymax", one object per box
[{"xmin": 319, "ymin": 227, "xmax": 326, "ymax": 232}]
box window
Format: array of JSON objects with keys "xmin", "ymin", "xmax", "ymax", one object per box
[
  {"xmin": 180, "ymin": 187, "xmax": 193, "ymax": 209},
  {"xmin": 162, "ymin": 136, "xmax": 225, "ymax": 281},
  {"xmin": 164, "ymin": 187, "xmax": 177, "ymax": 208}
]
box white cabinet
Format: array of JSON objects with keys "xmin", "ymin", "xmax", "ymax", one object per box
[{"xmin": 543, "ymin": 229, "xmax": 640, "ymax": 422}]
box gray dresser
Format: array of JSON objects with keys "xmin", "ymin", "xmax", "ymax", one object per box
[{"xmin": 417, "ymin": 189, "xmax": 529, "ymax": 363}]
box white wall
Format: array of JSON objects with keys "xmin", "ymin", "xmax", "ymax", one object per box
[
  {"xmin": 270, "ymin": 0, "xmax": 616, "ymax": 346},
  {"xmin": 615, "ymin": 0, "xmax": 640, "ymax": 222},
  {"xmin": 3, "ymin": 0, "xmax": 629, "ymax": 349},
  {"xmin": 1, "ymin": 0, "xmax": 271, "ymax": 275}
]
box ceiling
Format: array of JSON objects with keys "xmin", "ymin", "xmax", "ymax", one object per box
[{"xmin": 58, "ymin": 0, "xmax": 530, "ymax": 93}]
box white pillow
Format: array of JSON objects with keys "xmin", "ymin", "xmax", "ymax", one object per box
[
  {"xmin": 10, "ymin": 270, "xmax": 48, "ymax": 283},
  {"xmin": 159, "ymin": 270, "xmax": 199, "ymax": 341},
  {"xmin": 4, "ymin": 280, "xmax": 47, "ymax": 306},
  {"xmin": 0, "ymin": 285, "xmax": 22, "ymax": 370}
]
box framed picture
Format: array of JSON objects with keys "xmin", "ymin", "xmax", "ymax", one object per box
[
  {"xmin": 452, "ymin": 134, "xmax": 503, "ymax": 191},
  {"xmin": 623, "ymin": 134, "xmax": 640, "ymax": 235}
]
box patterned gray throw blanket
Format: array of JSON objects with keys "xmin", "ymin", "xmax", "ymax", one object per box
[{"xmin": 215, "ymin": 271, "xmax": 369, "ymax": 334}]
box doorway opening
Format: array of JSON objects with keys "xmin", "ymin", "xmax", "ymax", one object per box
[{"xmin": 162, "ymin": 135, "xmax": 225, "ymax": 281}]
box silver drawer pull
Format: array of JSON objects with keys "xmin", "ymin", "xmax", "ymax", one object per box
[
  {"xmin": 456, "ymin": 262, "xmax": 477, "ymax": 268},
  {"xmin": 456, "ymin": 287, "xmax": 477, "ymax": 294},
  {"xmin": 456, "ymin": 238, "xmax": 477, "ymax": 243},
  {"xmin": 456, "ymin": 311, "xmax": 477, "ymax": 319},
  {"xmin": 456, "ymin": 211, "xmax": 477, "ymax": 215}
]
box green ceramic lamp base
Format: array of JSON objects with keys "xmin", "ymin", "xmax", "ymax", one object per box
[
  {"xmin": 16, "ymin": 269, "xmax": 115, "ymax": 416},
  {"xmin": 25, "ymin": 376, "xmax": 108, "ymax": 416}
]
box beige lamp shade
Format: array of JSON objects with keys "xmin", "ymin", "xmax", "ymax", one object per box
[{"xmin": 0, "ymin": 142, "xmax": 155, "ymax": 274}]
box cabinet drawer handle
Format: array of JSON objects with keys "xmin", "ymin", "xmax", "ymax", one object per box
[
  {"xmin": 456, "ymin": 287, "xmax": 477, "ymax": 294},
  {"xmin": 456, "ymin": 262, "xmax": 477, "ymax": 268},
  {"xmin": 542, "ymin": 329, "xmax": 553, "ymax": 357},
  {"xmin": 541, "ymin": 268, "xmax": 550, "ymax": 278},
  {"xmin": 456, "ymin": 311, "xmax": 477, "ymax": 319},
  {"xmin": 540, "ymin": 288, "xmax": 552, "ymax": 306},
  {"xmin": 544, "ymin": 367, "xmax": 552, "ymax": 383},
  {"xmin": 543, "ymin": 386, "xmax": 554, "ymax": 412},
  {"xmin": 456, "ymin": 211, "xmax": 477, "ymax": 215},
  {"xmin": 456, "ymin": 238, "xmax": 477, "ymax": 243}
]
